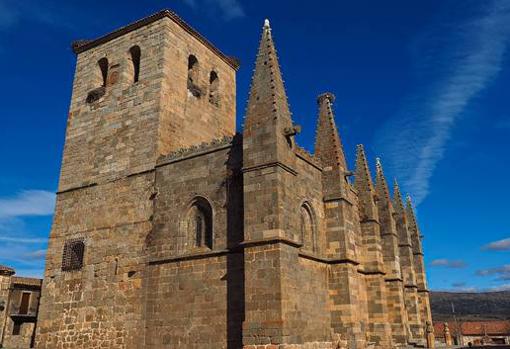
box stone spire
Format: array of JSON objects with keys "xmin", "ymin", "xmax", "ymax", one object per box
[
  {"xmin": 406, "ymin": 194, "xmax": 423, "ymax": 254},
  {"xmin": 392, "ymin": 179, "xmax": 406, "ymax": 219},
  {"xmin": 375, "ymin": 158, "xmax": 392, "ymax": 208},
  {"xmin": 314, "ymin": 92, "xmax": 348, "ymax": 171},
  {"xmin": 314, "ymin": 92, "xmax": 350, "ymax": 198},
  {"xmin": 244, "ymin": 18, "xmax": 292, "ymax": 129},
  {"xmin": 354, "ymin": 144, "xmax": 377, "ymax": 221}
]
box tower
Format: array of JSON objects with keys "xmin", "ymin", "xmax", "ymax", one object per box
[{"xmin": 36, "ymin": 10, "xmax": 238, "ymax": 349}]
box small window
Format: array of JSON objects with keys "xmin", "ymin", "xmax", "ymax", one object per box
[
  {"xmin": 187, "ymin": 55, "xmax": 201, "ymax": 97},
  {"xmin": 208, "ymin": 71, "xmax": 219, "ymax": 106},
  {"xmin": 62, "ymin": 239, "xmax": 85, "ymax": 271},
  {"xmin": 300, "ymin": 203, "xmax": 317, "ymax": 252},
  {"xmin": 129, "ymin": 46, "xmax": 141, "ymax": 83},
  {"xmin": 12, "ymin": 321, "xmax": 21, "ymax": 336},
  {"xmin": 98, "ymin": 58, "xmax": 109, "ymax": 87},
  {"xmin": 186, "ymin": 197, "xmax": 212, "ymax": 249},
  {"xmin": 19, "ymin": 292, "xmax": 31, "ymax": 315}
]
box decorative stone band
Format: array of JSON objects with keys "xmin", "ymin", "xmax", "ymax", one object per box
[
  {"xmin": 159, "ymin": 135, "xmax": 236, "ymax": 164},
  {"xmin": 404, "ymin": 284, "xmax": 419, "ymax": 289},
  {"xmin": 242, "ymin": 161, "xmax": 298, "ymax": 176}
]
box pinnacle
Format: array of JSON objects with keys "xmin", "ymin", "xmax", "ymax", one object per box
[
  {"xmin": 375, "ymin": 157, "xmax": 391, "ymax": 203},
  {"xmin": 244, "ymin": 17, "xmax": 292, "ymax": 129},
  {"xmin": 393, "ymin": 178, "xmax": 405, "ymax": 213},
  {"xmin": 354, "ymin": 144, "xmax": 375, "ymax": 194},
  {"xmin": 314, "ymin": 92, "xmax": 347, "ymax": 170},
  {"xmin": 406, "ymin": 194, "xmax": 419, "ymax": 230}
]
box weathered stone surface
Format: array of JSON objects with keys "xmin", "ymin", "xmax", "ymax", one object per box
[{"xmin": 35, "ymin": 9, "xmax": 433, "ymax": 349}]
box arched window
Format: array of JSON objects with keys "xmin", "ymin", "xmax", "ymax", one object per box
[
  {"xmin": 129, "ymin": 45, "xmax": 141, "ymax": 83},
  {"xmin": 300, "ymin": 203, "xmax": 317, "ymax": 252},
  {"xmin": 186, "ymin": 197, "xmax": 212, "ymax": 249},
  {"xmin": 62, "ymin": 239, "xmax": 85, "ymax": 271},
  {"xmin": 208, "ymin": 70, "xmax": 219, "ymax": 106},
  {"xmin": 187, "ymin": 55, "xmax": 201, "ymax": 97},
  {"xmin": 98, "ymin": 57, "xmax": 109, "ymax": 87}
]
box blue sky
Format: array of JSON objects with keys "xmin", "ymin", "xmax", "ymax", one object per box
[{"xmin": 0, "ymin": 0, "xmax": 509, "ymax": 292}]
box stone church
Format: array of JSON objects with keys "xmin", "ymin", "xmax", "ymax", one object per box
[{"xmin": 35, "ymin": 9, "xmax": 433, "ymax": 349}]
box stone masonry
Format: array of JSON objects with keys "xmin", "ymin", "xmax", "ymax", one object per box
[
  {"xmin": 0, "ymin": 265, "xmax": 43, "ymax": 349},
  {"xmin": 35, "ymin": 9, "xmax": 434, "ymax": 349}
]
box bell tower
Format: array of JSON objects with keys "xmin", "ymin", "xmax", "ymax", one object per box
[
  {"xmin": 58, "ymin": 10, "xmax": 238, "ymax": 192},
  {"xmin": 36, "ymin": 10, "xmax": 238, "ymax": 349}
]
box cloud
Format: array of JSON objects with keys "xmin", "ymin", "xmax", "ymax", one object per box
[
  {"xmin": 434, "ymin": 283, "xmax": 510, "ymax": 293},
  {"xmin": 0, "ymin": 236, "xmax": 46, "ymax": 244},
  {"xmin": 476, "ymin": 265, "xmax": 510, "ymax": 281},
  {"xmin": 183, "ymin": 0, "xmax": 245, "ymax": 20},
  {"xmin": 483, "ymin": 238, "xmax": 510, "ymax": 251},
  {"xmin": 375, "ymin": 0, "xmax": 510, "ymax": 205},
  {"xmin": 487, "ymin": 284, "xmax": 510, "ymax": 292},
  {"xmin": 0, "ymin": 190, "xmax": 55, "ymax": 219},
  {"xmin": 22, "ymin": 249, "xmax": 46, "ymax": 260},
  {"xmin": 0, "ymin": 243, "xmax": 47, "ymax": 266},
  {"xmin": 430, "ymin": 258, "xmax": 467, "ymax": 268}
]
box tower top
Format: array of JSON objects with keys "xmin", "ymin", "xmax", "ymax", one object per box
[{"xmin": 71, "ymin": 9, "xmax": 239, "ymax": 70}]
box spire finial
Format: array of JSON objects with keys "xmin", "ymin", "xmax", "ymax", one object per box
[
  {"xmin": 264, "ymin": 18, "xmax": 270, "ymax": 29},
  {"xmin": 317, "ymin": 92, "xmax": 336, "ymax": 105}
]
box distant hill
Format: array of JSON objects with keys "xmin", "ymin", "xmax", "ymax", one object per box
[{"xmin": 430, "ymin": 291, "xmax": 510, "ymax": 321}]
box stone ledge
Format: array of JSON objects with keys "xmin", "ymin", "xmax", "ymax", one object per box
[{"xmin": 157, "ymin": 135, "xmax": 236, "ymax": 166}]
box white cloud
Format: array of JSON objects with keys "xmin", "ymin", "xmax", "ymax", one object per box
[
  {"xmin": 0, "ymin": 243, "xmax": 47, "ymax": 266},
  {"xmin": 430, "ymin": 258, "xmax": 467, "ymax": 268},
  {"xmin": 0, "ymin": 190, "xmax": 55, "ymax": 218},
  {"xmin": 487, "ymin": 284, "xmax": 510, "ymax": 292},
  {"xmin": 375, "ymin": 0, "xmax": 510, "ymax": 205},
  {"xmin": 0, "ymin": 236, "xmax": 46, "ymax": 243},
  {"xmin": 483, "ymin": 237, "xmax": 510, "ymax": 251},
  {"xmin": 183, "ymin": 0, "xmax": 245, "ymax": 20},
  {"xmin": 476, "ymin": 264, "xmax": 510, "ymax": 281}
]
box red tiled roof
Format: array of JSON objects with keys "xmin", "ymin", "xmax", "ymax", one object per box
[
  {"xmin": 434, "ymin": 320, "xmax": 510, "ymax": 337},
  {"xmin": 72, "ymin": 9, "xmax": 240, "ymax": 70}
]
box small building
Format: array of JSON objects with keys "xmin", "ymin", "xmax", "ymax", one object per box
[
  {"xmin": 434, "ymin": 320, "xmax": 510, "ymax": 346},
  {"xmin": 0, "ymin": 265, "xmax": 42, "ymax": 349}
]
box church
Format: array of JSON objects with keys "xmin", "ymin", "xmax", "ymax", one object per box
[{"xmin": 35, "ymin": 9, "xmax": 433, "ymax": 349}]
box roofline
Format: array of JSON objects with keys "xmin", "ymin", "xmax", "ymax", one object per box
[{"xmin": 71, "ymin": 9, "xmax": 240, "ymax": 71}]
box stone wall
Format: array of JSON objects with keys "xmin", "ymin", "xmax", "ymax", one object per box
[{"xmin": 36, "ymin": 174, "xmax": 154, "ymax": 349}]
